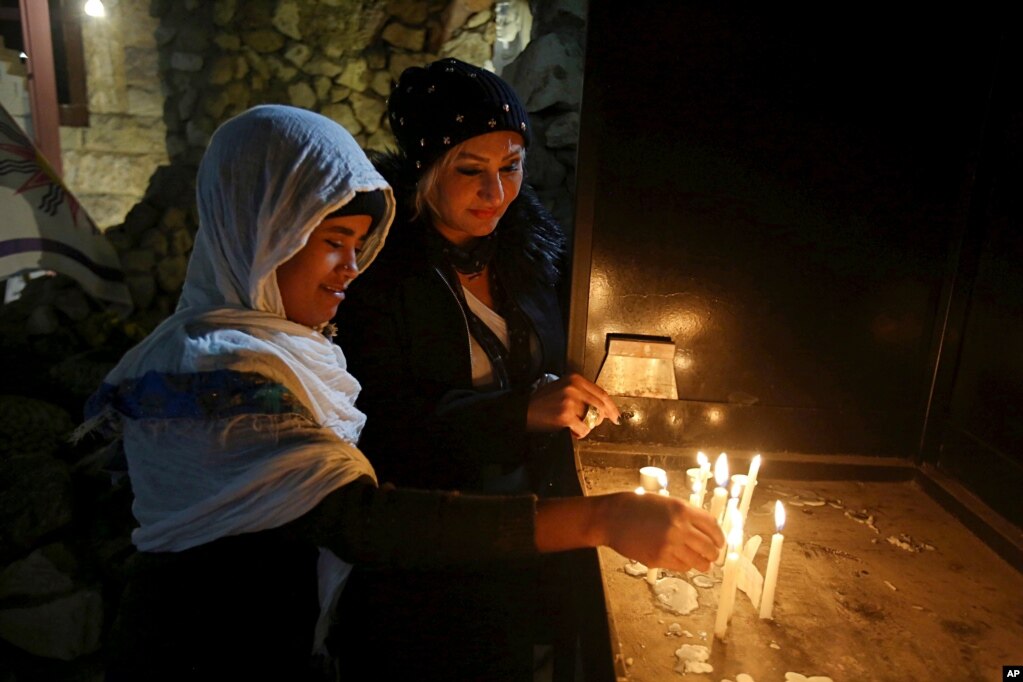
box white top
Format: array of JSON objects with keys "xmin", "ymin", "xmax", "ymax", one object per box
[{"xmin": 463, "ymin": 286, "xmax": 538, "ymax": 387}]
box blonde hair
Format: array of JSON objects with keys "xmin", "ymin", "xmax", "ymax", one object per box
[{"xmin": 412, "ymin": 139, "xmax": 526, "ymax": 224}]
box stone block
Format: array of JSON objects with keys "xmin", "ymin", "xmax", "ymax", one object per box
[
  {"xmin": 139, "ymin": 229, "xmax": 169, "ymax": 258},
  {"xmin": 160, "ymin": 206, "xmax": 190, "ymax": 233},
  {"xmin": 0, "ymin": 454, "xmax": 74, "ymax": 557},
  {"xmin": 388, "ymin": 52, "xmax": 433, "ymax": 80},
  {"xmin": 466, "ymin": 9, "xmax": 492, "ymax": 29},
  {"xmin": 329, "ymin": 85, "xmax": 352, "ymax": 103},
  {"xmin": 441, "ymin": 30, "xmax": 492, "ymax": 68},
  {"xmin": 284, "ymin": 43, "xmax": 312, "ymax": 68},
  {"xmin": 387, "ymin": 0, "xmax": 430, "ymax": 24},
  {"xmin": 321, "ymin": 102, "xmax": 361, "ymax": 135},
  {"xmin": 382, "ymin": 22, "xmax": 426, "ymax": 52},
  {"xmin": 213, "ymin": 0, "xmax": 236, "ymax": 26},
  {"xmin": 288, "ymin": 82, "xmax": 317, "ymax": 110},
  {"xmin": 336, "ymin": 58, "xmax": 369, "ymax": 91},
  {"xmin": 272, "ymin": 0, "xmax": 302, "ymax": 40},
  {"xmin": 314, "ymin": 76, "xmax": 332, "ymax": 102},
  {"xmin": 350, "ymin": 91, "xmax": 386, "ymax": 134},
  {"xmin": 121, "ymin": 248, "xmax": 155, "ymax": 273},
  {"xmin": 242, "ymin": 30, "xmax": 286, "ymax": 54},
  {"xmin": 203, "ymin": 89, "xmax": 232, "ymax": 120},
  {"xmin": 208, "ymin": 55, "xmax": 236, "ymax": 85},
  {"xmin": 502, "ymin": 33, "xmax": 584, "ymax": 113},
  {"xmin": 81, "ymin": 194, "xmax": 141, "ymax": 232},
  {"xmin": 126, "ymin": 273, "xmax": 156, "ymax": 309},
  {"xmin": 0, "ymin": 589, "xmax": 103, "ymax": 660},
  {"xmin": 0, "ymin": 549, "xmax": 74, "ymax": 600},
  {"xmin": 170, "ymin": 51, "xmax": 204, "ymax": 73},
  {"xmin": 365, "ymin": 127, "xmax": 397, "ymax": 153},
  {"xmin": 156, "ymin": 254, "xmax": 188, "ymax": 292},
  {"xmin": 544, "ymin": 111, "xmax": 580, "ymax": 148},
  {"xmin": 127, "ymin": 86, "xmax": 165, "ymax": 118},
  {"xmin": 124, "ymin": 46, "xmax": 159, "ymax": 84},
  {"xmin": 213, "ymin": 33, "xmax": 241, "ymax": 51},
  {"xmin": 370, "ymin": 69, "xmax": 393, "ymax": 97},
  {"xmin": 167, "ymin": 227, "xmax": 194, "ymax": 256},
  {"xmin": 81, "ymin": 115, "xmax": 166, "ymax": 154},
  {"xmin": 303, "ymin": 58, "xmax": 344, "ymax": 79}
]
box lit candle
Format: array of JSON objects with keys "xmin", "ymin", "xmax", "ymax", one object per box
[
  {"xmin": 640, "ymin": 466, "xmax": 667, "ymax": 492},
  {"xmin": 707, "ymin": 453, "xmax": 729, "ymax": 526},
  {"xmin": 714, "ymin": 509, "xmax": 743, "ymax": 640},
  {"xmin": 696, "ymin": 452, "xmax": 711, "ymax": 508},
  {"xmin": 759, "ymin": 500, "xmax": 786, "ymax": 619},
  {"xmin": 738, "ymin": 454, "xmax": 761, "ymax": 527},
  {"xmin": 717, "ymin": 477, "xmax": 743, "ymax": 565},
  {"xmin": 688, "ymin": 478, "xmax": 703, "ymax": 508}
]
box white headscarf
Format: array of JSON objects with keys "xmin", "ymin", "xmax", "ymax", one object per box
[{"xmin": 82, "ymin": 105, "xmax": 395, "ymax": 651}]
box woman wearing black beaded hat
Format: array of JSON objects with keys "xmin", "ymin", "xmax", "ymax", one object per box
[{"xmin": 330, "ymin": 58, "xmax": 623, "ymax": 680}]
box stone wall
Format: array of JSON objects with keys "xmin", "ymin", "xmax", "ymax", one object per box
[{"xmin": 59, "ymin": 0, "xmax": 169, "ymax": 230}]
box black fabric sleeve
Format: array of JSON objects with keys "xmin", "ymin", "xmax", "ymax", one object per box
[{"xmin": 286, "ymin": 477, "xmax": 538, "ymax": 570}]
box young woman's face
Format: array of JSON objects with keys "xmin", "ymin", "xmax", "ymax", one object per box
[
  {"xmin": 427, "ymin": 131, "xmax": 525, "ymax": 246},
  {"xmin": 276, "ymin": 214, "xmax": 372, "ymax": 328}
]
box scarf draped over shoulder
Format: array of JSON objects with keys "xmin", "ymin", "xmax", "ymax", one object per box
[{"xmin": 80, "ymin": 105, "xmax": 395, "ymax": 651}]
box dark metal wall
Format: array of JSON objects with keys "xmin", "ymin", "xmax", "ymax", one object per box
[{"xmin": 569, "ymin": 3, "xmax": 1021, "ymax": 523}]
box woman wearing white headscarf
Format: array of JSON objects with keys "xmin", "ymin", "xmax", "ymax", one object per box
[{"xmin": 83, "ymin": 105, "xmax": 723, "ymax": 680}]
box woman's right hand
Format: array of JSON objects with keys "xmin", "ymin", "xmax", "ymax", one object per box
[
  {"xmin": 526, "ymin": 373, "xmax": 620, "ymax": 438},
  {"xmin": 535, "ymin": 492, "xmax": 725, "ymax": 573},
  {"xmin": 598, "ymin": 492, "xmax": 724, "ymax": 572}
]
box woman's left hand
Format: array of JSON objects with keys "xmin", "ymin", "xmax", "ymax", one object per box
[{"xmin": 526, "ymin": 373, "xmax": 620, "ymax": 438}]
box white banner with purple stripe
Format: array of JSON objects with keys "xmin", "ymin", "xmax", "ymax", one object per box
[{"xmin": 0, "ymin": 102, "xmax": 131, "ymax": 313}]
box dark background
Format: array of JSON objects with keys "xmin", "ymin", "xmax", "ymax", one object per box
[{"xmin": 569, "ymin": 4, "xmax": 1021, "ymax": 527}]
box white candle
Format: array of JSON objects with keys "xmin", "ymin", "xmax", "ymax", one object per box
[
  {"xmin": 707, "ymin": 453, "xmax": 729, "ymax": 525},
  {"xmin": 714, "ymin": 509, "xmax": 743, "ymax": 640},
  {"xmin": 696, "ymin": 452, "xmax": 711, "ymax": 508},
  {"xmin": 688, "ymin": 478, "xmax": 703, "ymax": 507},
  {"xmin": 738, "ymin": 454, "xmax": 761, "ymax": 526},
  {"xmin": 759, "ymin": 500, "xmax": 786, "ymax": 620},
  {"xmin": 640, "ymin": 466, "xmax": 667, "ymax": 492},
  {"xmin": 716, "ymin": 479, "xmax": 742, "ymax": 565}
]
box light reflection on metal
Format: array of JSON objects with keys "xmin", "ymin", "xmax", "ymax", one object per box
[
  {"xmin": 657, "ymin": 308, "xmax": 704, "ymax": 342},
  {"xmin": 589, "ymin": 271, "xmax": 611, "ymax": 311},
  {"xmin": 595, "ymin": 337, "xmax": 678, "ymax": 399},
  {"xmin": 675, "ymin": 348, "xmax": 694, "ymax": 371}
]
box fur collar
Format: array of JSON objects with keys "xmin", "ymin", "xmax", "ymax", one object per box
[{"xmin": 368, "ymin": 149, "xmax": 566, "ymax": 288}]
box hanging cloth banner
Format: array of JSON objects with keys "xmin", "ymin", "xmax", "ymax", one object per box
[{"xmin": 0, "ymin": 102, "xmax": 132, "ymax": 313}]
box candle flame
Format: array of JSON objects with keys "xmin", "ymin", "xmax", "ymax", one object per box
[
  {"xmin": 657, "ymin": 471, "xmax": 668, "ymax": 490},
  {"xmin": 714, "ymin": 453, "xmax": 729, "ymax": 487},
  {"xmin": 697, "ymin": 451, "xmax": 708, "ymax": 467},
  {"xmin": 658, "ymin": 488, "xmax": 670, "ymax": 497},
  {"xmin": 635, "ymin": 487, "xmax": 645, "ymax": 495},
  {"xmin": 775, "ymin": 500, "xmax": 786, "ymax": 531}
]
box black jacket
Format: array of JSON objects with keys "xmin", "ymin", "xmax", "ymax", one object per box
[{"xmin": 333, "ymin": 149, "xmax": 573, "ymax": 493}]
